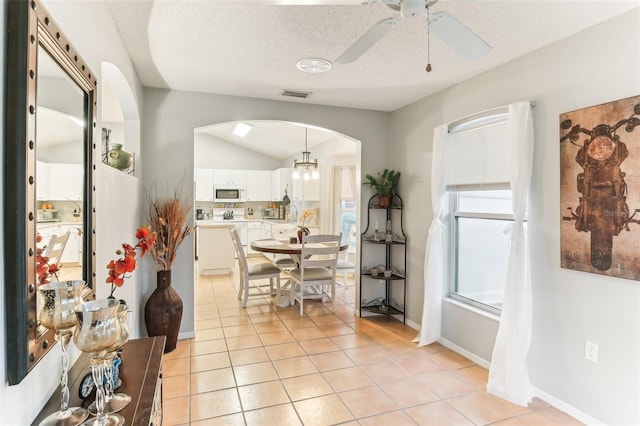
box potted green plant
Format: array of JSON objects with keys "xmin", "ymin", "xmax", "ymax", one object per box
[{"xmin": 364, "ymin": 169, "xmax": 401, "ymax": 207}]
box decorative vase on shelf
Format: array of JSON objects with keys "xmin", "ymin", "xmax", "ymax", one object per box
[
  {"xmin": 107, "ymin": 143, "xmax": 133, "ymax": 171},
  {"xmin": 144, "ymin": 270, "xmax": 183, "ymax": 353},
  {"xmin": 378, "ymin": 194, "xmax": 391, "ymax": 208},
  {"xmin": 297, "ymin": 227, "xmax": 309, "ymax": 244}
]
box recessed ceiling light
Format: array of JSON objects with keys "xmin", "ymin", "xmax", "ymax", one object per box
[
  {"xmin": 232, "ymin": 122, "xmax": 253, "ymax": 138},
  {"xmin": 296, "ymin": 58, "xmax": 332, "ymax": 74}
]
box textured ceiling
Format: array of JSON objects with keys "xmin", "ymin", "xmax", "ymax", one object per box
[
  {"xmin": 103, "ymin": 0, "xmax": 639, "ymax": 157},
  {"xmin": 105, "ymin": 0, "xmax": 639, "ymax": 112}
]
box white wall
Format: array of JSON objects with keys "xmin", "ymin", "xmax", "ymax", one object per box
[
  {"xmin": 390, "ymin": 9, "xmax": 640, "ymax": 425},
  {"xmin": 141, "ymin": 88, "xmax": 390, "ymax": 341},
  {"xmin": 0, "ymin": 1, "xmax": 145, "ymax": 423},
  {"xmin": 194, "ymin": 132, "xmax": 282, "ymax": 170}
]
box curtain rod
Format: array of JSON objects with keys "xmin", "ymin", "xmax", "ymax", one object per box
[{"xmin": 447, "ymin": 101, "xmax": 536, "ymax": 134}]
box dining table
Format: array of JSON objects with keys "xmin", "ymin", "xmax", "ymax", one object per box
[
  {"xmin": 250, "ymin": 238, "xmax": 349, "ymax": 306},
  {"xmin": 250, "ymin": 238, "xmax": 348, "ymax": 263}
]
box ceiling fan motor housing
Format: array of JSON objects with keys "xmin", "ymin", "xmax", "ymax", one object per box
[{"xmin": 400, "ymin": 0, "xmax": 437, "ymax": 18}]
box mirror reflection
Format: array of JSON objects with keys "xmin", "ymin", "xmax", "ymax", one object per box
[
  {"xmin": 5, "ymin": 0, "xmax": 97, "ymax": 384},
  {"xmin": 35, "ymin": 46, "xmax": 85, "ymax": 323}
]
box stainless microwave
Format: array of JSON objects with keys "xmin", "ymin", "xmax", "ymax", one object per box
[{"xmin": 214, "ymin": 186, "xmax": 245, "ymax": 203}]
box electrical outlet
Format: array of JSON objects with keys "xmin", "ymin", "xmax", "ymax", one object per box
[{"xmin": 584, "ymin": 340, "xmax": 599, "ymax": 363}]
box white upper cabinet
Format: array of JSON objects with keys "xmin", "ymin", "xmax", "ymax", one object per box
[
  {"xmin": 271, "ymin": 168, "xmax": 292, "ymax": 202},
  {"xmin": 194, "ymin": 168, "xmax": 214, "ymax": 201},
  {"xmin": 214, "ymin": 169, "xmax": 246, "ymax": 186},
  {"xmin": 46, "ymin": 163, "xmax": 83, "ymax": 201},
  {"xmin": 36, "ymin": 161, "xmax": 50, "ymax": 200},
  {"xmin": 245, "ymin": 170, "xmax": 272, "ymax": 201},
  {"xmin": 292, "ymin": 177, "xmax": 320, "ymax": 202}
]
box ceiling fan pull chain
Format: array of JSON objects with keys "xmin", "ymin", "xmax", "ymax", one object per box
[{"xmin": 426, "ymin": 6, "xmax": 432, "ymax": 72}]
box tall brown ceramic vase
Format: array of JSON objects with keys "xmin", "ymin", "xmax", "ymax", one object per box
[{"xmin": 144, "ymin": 270, "xmax": 183, "ymax": 353}]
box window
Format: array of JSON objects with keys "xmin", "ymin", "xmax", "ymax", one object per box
[
  {"xmin": 444, "ymin": 109, "xmax": 522, "ymax": 315},
  {"xmin": 340, "ymin": 200, "xmax": 356, "ymax": 245},
  {"xmin": 330, "ymin": 166, "xmax": 357, "ymax": 245},
  {"xmin": 450, "ymin": 189, "xmax": 517, "ymax": 314}
]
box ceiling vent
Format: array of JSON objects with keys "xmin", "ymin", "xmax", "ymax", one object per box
[{"xmin": 281, "ymin": 90, "xmax": 312, "ymax": 99}]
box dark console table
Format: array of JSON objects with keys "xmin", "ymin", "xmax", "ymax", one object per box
[{"xmin": 33, "ymin": 336, "xmax": 165, "ymax": 425}]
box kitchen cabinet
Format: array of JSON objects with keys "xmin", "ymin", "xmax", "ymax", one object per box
[
  {"xmin": 271, "ymin": 223, "xmax": 298, "ymax": 239},
  {"xmin": 247, "ymin": 221, "xmax": 263, "ymax": 254},
  {"xmin": 271, "ymin": 168, "xmax": 292, "ymax": 201},
  {"xmin": 235, "ymin": 222, "xmax": 248, "ymax": 246},
  {"xmin": 60, "ymin": 228, "xmax": 81, "ymax": 265},
  {"xmin": 36, "ymin": 161, "xmax": 50, "ymax": 200},
  {"xmin": 46, "ymin": 163, "xmax": 83, "ymax": 201},
  {"xmin": 37, "ymin": 223, "xmax": 83, "ymax": 265},
  {"xmin": 214, "ymin": 169, "xmax": 246, "ymax": 186},
  {"xmin": 261, "ymin": 222, "xmax": 272, "ymax": 238},
  {"xmin": 194, "ymin": 168, "xmax": 214, "ymax": 201},
  {"xmin": 198, "ymin": 223, "xmax": 235, "ymax": 275},
  {"xmin": 292, "ymin": 177, "xmax": 320, "ymax": 201},
  {"xmin": 245, "ymin": 170, "xmax": 272, "ymax": 201}
]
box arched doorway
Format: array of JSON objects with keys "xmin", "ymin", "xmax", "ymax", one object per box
[{"xmin": 192, "ymin": 120, "xmax": 361, "ymax": 311}]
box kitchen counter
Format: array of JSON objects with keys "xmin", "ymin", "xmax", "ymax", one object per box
[
  {"xmin": 197, "ymin": 224, "xmax": 235, "ymax": 275},
  {"xmin": 196, "ymin": 219, "xmax": 298, "ymax": 225},
  {"xmin": 196, "ymin": 221, "xmax": 236, "ymax": 227},
  {"xmin": 37, "ymin": 220, "xmax": 84, "ymax": 226}
]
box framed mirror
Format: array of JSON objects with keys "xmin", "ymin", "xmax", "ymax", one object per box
[{"xmin": 4, "ymin": 0, "xmax": 97, "ymax": 384}]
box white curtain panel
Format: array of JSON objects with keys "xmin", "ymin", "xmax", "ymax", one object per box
[
  {"xmin": 487, "ymin": 101, "xmax": 535, "ymax": 406},
  {"xmin": 347, "ymin": 166, "xmax": 357, "ymax": 208},
  {"xmin": 415, "ymin": 124, "xmax": 448, "ymax": 346},
  {"xmin": 326, "ymin": 167, "xmax": 343, "ymax": 233}
]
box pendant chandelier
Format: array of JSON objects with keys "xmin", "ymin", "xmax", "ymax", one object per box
[{"xmin": 292, "ymin": 127, "xmax": 319, "ymax": 181}]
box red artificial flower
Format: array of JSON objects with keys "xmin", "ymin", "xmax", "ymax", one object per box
[
  {"xmin": 35, "ymin": 236, "xmax": 62, "ymax": 285},
  {"xmin": 106, "ymin": 226, "xmax": 157, "ymax": 298}
]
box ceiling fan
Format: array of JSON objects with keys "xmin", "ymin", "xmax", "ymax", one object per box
[
  {"xmin": 337, "ymin": 0, "xmax": 491, "ymax": 65},
  {"xmin": 275, "ymin": 0, "xmax": 491, "ymax": 66}
]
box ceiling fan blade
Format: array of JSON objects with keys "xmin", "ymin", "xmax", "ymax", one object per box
[
  {"xmin": 262, "ymin": 1, "xmax": 367, "ymax": 4},
  {"xmin": 429, "ymin": 11, "xmax": 491, "ymax": 61},
  {"xmin": 261, "ymin": 0, "xmax": 398, "ymax": 5},
  {"xmin": 336, "ymin": 17, "xmax": 398, "ymax": 64}
]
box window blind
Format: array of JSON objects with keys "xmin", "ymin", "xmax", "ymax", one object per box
[{"xmin": 445, "ymin": 118, "xmax": 510, "ymax": 191}]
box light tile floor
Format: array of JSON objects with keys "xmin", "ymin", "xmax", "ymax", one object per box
[{"xmin": 162, "ymin": 258, "xmax": 582, "ymax": 425}]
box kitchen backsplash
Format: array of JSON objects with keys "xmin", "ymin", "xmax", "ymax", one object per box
[
  {"xmin": 195, "ymin": 200, "xmax": 319, "ymax": 222},
  {"xmin": 37, "ymin": 200, "xmax": 83, "ymax": 222}
]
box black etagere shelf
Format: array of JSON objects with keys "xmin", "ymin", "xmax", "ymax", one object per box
[{"xmin": 359, "ymin": 194, "xmax": 407, "ymax": 323}]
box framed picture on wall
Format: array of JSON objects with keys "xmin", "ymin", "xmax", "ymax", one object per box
[{"xmin": 560, "ymin": 95, "xmax": 640, "ymax": 280}]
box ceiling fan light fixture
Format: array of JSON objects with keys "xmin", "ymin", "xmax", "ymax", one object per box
[{"xmin": 296, "ymin": 58, "xmax": 332, "ymax": 74}]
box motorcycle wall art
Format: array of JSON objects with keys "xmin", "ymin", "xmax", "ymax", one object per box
[{"xmin": 560, "ymin": 95, "xmax": 640, "ymax": 280}]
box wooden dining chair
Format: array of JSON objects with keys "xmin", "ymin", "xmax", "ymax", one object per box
[
  {"xmin": 44, "ymin": 232, "xmax": 70, "ymax": 266},
  {"xmin": 336, "ymin": 224, "xmax": 357, "ymax": 286},
  {"xmin": 289, "ymin": 233, "xmax": 342, "ymax": 316},
  {"xmin": 229, "ymin": 228, "xmax": 282, "ymax": 307}
]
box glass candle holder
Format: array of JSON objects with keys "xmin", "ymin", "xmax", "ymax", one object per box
[{"xmin": 37, "ymin": 280, "xmax": 88, "ymax": 426}]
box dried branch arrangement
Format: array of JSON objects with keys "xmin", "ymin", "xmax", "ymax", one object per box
[{"xmin": 147, "ymin": 185, "xmax": 193, "ymax": 271}]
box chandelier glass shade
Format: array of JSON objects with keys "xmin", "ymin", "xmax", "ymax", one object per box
[{"xmin": 292, "ymin": 128, "xmax": 319, "ymax": 180}]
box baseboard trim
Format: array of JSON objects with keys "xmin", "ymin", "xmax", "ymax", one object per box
[
  {"xmin": 531, "ymin": 386, "xmax": 604, "ymax": 426},
  {"xmin": 437, "ymin": 337, "xmax": 491, "ymax": 370},
  {"xmin": 436, "ymin": 340, "xmax": 601, "ymax": 424},
  {"xmin": 405, "ymin": 318, "xmax": 420, "ymax": 331},
  {"xmin": 178, "ymin": 331, "xmax": 195, "ymax": 340}
]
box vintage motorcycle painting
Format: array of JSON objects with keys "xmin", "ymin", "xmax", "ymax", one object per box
[{"xmin": 560, "ymin": 95, "xmax": 640, "ymax": 280}]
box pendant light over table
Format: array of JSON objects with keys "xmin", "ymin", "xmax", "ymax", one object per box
[{"xmin": 292, "ymin": 127, "xmax": 319, "ymax": 181}]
